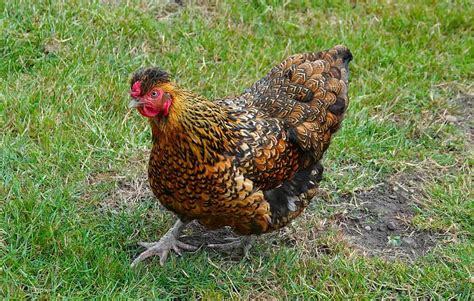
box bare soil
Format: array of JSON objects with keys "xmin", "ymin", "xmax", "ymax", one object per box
[{"xmin": 337, "ymin": 184, "xmax": 437, "ymax": 260}]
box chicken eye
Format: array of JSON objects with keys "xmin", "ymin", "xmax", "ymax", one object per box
[{"xmin": 151, "ymin": 90, "xmax": 160, "ymax": 98}]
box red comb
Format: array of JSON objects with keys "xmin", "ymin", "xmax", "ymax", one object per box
[{"xmin": 130, "ymin": 81, "xmax": 141, "ymax": 98}]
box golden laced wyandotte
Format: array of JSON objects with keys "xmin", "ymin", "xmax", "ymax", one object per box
[{"xmin": 128, "ymin": 45, "xmax": 352, "ymax": 266}]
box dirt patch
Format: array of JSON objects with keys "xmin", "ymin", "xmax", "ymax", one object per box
[
  {"xmin": 336, "ymin": 172, "xmax": 441, "ymax": 260},
  {"xmin": 107, "ymin": 174, "xmax": 155, "ymax": 211},
  {"xmin": 85, "ymin": 170, "xmax": 155, "ymax": 213}
]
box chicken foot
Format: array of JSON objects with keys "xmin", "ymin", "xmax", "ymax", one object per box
[
  {"xmin": 131, "ymin": 219, "xmax": 197, "ymax": 267},
  {"xmin": 208, "ymin": 236, "xmax": 254, "ymax": 257}
]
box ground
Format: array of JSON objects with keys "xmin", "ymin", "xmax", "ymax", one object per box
[{"xmin": 1, "ymin": 0, "xmax": 473, "ymax": 299}]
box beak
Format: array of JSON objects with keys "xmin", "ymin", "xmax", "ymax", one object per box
[{"xmin": 128, "ymin": 99, "xmax": 142, "ymax": 108}]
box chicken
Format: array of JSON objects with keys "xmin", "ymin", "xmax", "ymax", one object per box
[{"xmin": 129, "ymin": 45, "xmax": 352, "ymax": 266}]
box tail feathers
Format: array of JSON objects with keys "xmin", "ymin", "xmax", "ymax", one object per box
[
  {"xmin": 286, "ymin": 45, "xmax": 352, "ymax": 115},
  {"xmin": 285, "ymin": 45, "xmax": 352, "ymax": 157},
  {"xmin": 265, "ymin": 45, "xmax": 352, "ymax": 125},
  {"xmin": 243, "ymin": 45, "xmax": 352, "ymax": 158}
]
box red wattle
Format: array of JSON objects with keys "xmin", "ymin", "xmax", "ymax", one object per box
[{"xmin": 139, "ymin": 103, "xmax": 160, "ymax": 118}]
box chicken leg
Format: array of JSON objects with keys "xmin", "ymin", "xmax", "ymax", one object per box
[{"xmin": 131, "ymin": 219, "xmax": 197, "ymax": 267}]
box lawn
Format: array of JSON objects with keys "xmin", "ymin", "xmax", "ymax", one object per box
[{"xmin": 1, "ymin": 0, "xmax": 472, "ymax": 299}]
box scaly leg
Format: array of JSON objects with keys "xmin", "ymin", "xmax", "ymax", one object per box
[
  {"xmin": 131, "ymin": 219, "xmax": 197, "ymax": 267},
  {"xmin": 208, "ymin": 236, "xmax": 254, "ymax": 257}
]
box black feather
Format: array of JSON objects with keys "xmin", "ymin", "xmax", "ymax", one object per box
[{"xmin": 130, "ymin": 67, "xmax": 170, "ymax": 96}]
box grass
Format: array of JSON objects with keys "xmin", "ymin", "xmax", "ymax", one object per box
[{"xmin": 1, "ymin": 0, "xmax": 473, "ymax": 299}]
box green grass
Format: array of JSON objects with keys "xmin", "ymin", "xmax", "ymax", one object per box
[{"xmin": 1, "ymin": 0, "xmax": 473, "ymax": 299}]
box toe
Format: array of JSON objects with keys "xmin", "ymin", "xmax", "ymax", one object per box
[
  {"xmin": 177, "ymin": 241, "xmax": 198, "ymax": 251},
  {"xmin": 172, "ymin": 245, "xmax": 183, "ymax": 256},
  {"xmin": 159, "ymin": 249, "xmax": 169, "ymax": 266},
  {"xmin": 223, "ymin": 237, "xmax": 240, "ymax": 241},
  {"xmin": 131, "ymin": 248, "xmax": 156, "ymax": 267},
  {"xmin": 208, "ymin": 240, "xmax": 240, "ymax": 249},
  {"xmin": 243, "ymin": 243, "xmax": 253, "ymax": 257},
  {"xmin": 138, "ymin": 242, "xmax": 156, "ymax": 249}
]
